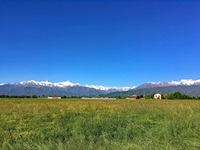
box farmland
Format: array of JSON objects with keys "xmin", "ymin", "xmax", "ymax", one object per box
[{"xmin": 1, "ymin": 98, "xmax": 200, "ymax": 150}]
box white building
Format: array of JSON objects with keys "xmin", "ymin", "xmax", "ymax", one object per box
[
  {"xmin": 47, "ymin": 96, "xmax": 61, "ymax": 99},
  {"xmin": 154, "ymin": 94, "xmax": 162, "ymax": 99}
]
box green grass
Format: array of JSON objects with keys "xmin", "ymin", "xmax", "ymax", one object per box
[{"xmin": 0, "ymin": 98, "xmax": 200, "ymax": 149}]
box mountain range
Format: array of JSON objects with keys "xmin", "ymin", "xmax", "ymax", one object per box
[
  {"xmin": 104, "ymin": 79, "xmax": 200, "ymax": 97},
  {"xmin": 136, "ymin": 79, "xmax": 200, "ymax": 89},
  {"xmin": 0, "ymin": 80, "xmax": 134, "ymax": 96},
  {"xmin": 0, "ymin": 79, "xmax": 200, "ymax": 97}
]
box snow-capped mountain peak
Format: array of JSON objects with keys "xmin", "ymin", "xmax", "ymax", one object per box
[
  {"xmin": 174, "ymin": 79, "xmax": 200, "ymax": 85},
  {"xmin": 1, "ymin": 79, "xmax": 200, "ymax": 97},
  {"xmin": 13, "ymin": 80, "xmax": 80, "ymax": 88},
  {"xmin": 5, "ymin": 79, "xmax": 200, "ymax": 93},
  {"xmin": 84, "ymin": 84, "xmax": 135, "ymax": 91},
  {"xmin": 55, "ymin": 81, "xmax": 80, "ymax": 87},
  {"xmin": 9, "ymin": 80, "xmax": 133, "ymax": 92},
  {"xmin": 137, "ymin": 79, "xmax": 200, "ymax": 89}
]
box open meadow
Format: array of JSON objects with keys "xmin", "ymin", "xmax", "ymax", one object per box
[{"xmin": 0, "ymin": 98, "xmax": 200, "ymax": 150}]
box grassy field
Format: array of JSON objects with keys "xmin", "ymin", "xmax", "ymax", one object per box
[{"xmin": 0, "ymin": 98, "xmax": 200, "ymax": 150}]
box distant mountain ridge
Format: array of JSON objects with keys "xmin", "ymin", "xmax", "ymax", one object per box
[
  {"xmin": 0, "ymin": 80, "xmax": 135, "ymax": 96},
  {"xmin": 0, "ymin": 79, "xmax": 200, "ymax": 96},
  {"xmin": 8, "ymin": 80, "xmax": 134, "ymax": 91},
  {"xmin": 103, "ymin": 85, "xmax": 200, "ymax": 97},
  {"xmin": 136, "ymin": 79, "xmax": 200, "ymax": 89},
  {"xmin": 103, "ymin": 79, "xmax": 200, "ymax": 97}
]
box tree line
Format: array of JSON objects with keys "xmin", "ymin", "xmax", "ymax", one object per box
[
  {"xmin": 0, "ymin": 92, "xmax": 200, "ymax": 100},
  {"xmin": 0, "ymin": 95, "xmax": 82, "ymax": 99},
  {"xmin": 145, "ymin": 92, "xmax": 200, "ymax": 100}
]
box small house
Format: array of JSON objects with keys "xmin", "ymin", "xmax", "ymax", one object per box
[
  {"xmin": 154, "ymin": 94, "xmax": 162, "ymax": 99},
  {"xmin": 130, "ymin": 94, "xmax": 137, "ymax": 99}
]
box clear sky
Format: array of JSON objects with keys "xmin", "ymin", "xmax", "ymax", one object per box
[{"xmin": 1, "ymin": 0, "xmax": 200, "ymax": 87}]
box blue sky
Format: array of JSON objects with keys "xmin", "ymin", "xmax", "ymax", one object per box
[{"xmin": 1, "ymin": 0, "xmax": 200, "ymax": 87}]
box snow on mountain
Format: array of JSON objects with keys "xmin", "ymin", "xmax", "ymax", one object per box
[
  {"xmin": 85, "ymin": 85, "xmax": 110, "ymax": 91},
  {"xmin": 170, "ymin": 79, "xmax": 200, "ymax": 86},
  {"xmin": 85, "ymin": 84, "xmax": 135, "ymax": 91},
  {"xmin": 137, "ymin": 79, "xmax": 200, "ymax": 89},
  {"xmin": 54, "ymin": 81, "xmax": 80, "ymax": 87},
  {"xmin": 10, "ymin": 80, "xmax": 133, "ymax": 92},
  {"xmin": 7, "ymin": 79, "xmax": 200, "ymax": 92},
  {"xmin": 11, "ymin": 80, "xmax": 80, "ymax": 88},
  {"xmin": 149, "ymin": 79, "xmax": 200, "ymax": 86}
]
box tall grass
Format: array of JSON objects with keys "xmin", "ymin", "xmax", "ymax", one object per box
[{"xmin": 0, "ymin": 98, "xmax": 200, "ymax": 149}]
